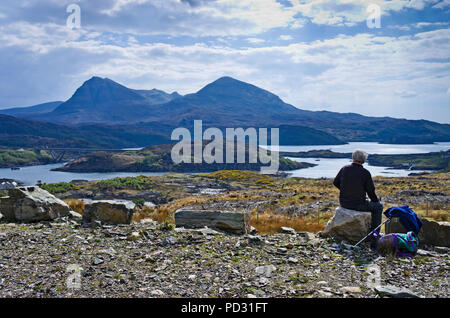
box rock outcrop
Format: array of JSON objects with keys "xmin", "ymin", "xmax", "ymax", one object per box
[
  {"xmin": 174, "ymin": 209, "xmax": 249, "ymax": 234},
  {"xmin": 0, "ymin": 187, "xmax": 70, "ymax": 222},
  {"xmin": 82, "ymin": 200, "xmax": 135, "ymax": 225},
  {"xmin": 385, "ymin": 217, "xmax": 450, "ymax": 247},
  {"xmin": 0, "ymin": 179, "xmax": 19, "ymax": 190},
  {"xmin": 322, "ymin": 207, "xmax": 371, "ymax": 243}
]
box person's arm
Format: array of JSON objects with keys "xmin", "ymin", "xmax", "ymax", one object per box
[
  {"xmin": 333, "ymin": 168, "xmax": 342, "ymax": 189},
  {"xmin": 365, "ymin": 171, "xmax": 379, "ymax": 202}
]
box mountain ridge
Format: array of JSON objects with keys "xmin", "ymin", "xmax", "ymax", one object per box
[{"xmin": 1, "ymin": 76, "xmax": 449, "ymax": 145}]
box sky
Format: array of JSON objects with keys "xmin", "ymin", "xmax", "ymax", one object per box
[{"xmin": 0, "ymin": 0, "xmax": 449, "ymax": 123}]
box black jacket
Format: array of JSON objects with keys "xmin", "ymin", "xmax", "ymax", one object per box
[{"xmin": 333, "ymin": 163, "xmax": 379, "ymax": 209}]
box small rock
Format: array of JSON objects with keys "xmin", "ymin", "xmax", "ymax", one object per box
[
  {"xmin": 162, "ymin": 236, "xmax": 177, "ymax": 245},
  {"xmin": 277, "ymin": 247, "xmax": 288, "ymax": 254},
  {"xmin": 247, "ymin": 235, "xmax": 264, "ymax": 246},
  {"xmin": 280, "ymin": 227, "xmax": 296, "ymax": 235},
  {"xmin": 97, "ymin": 247, "xmax": 117, "ymax": 256},
  {"xmin": 247, "ymin": 294, "xmax": 257, "ymax": 298},
  {"xmin": 340, "ymin": 286, "xmax": 362, "ymax": 294},
  {"xmin": 298, "ymin": 231, "xmax": 316, "ymax": 241},
  {"xmin": 416, "ymin": 249, "xmax": 431, "ymax": 256},
  {"xmin": 255, "ymin": 265, "xmax": 276, "ymax": 277},
  {"xmin": 199, "ymin": 227, "xmax": 220, "ymax": 236},
  {"xmin": 68, "ymin": 211, "xmax": 82, "ymax": 220},
  {"xmin": 92, "ymin": 257, "xmax": 104, "ymax": 265},
  {"xmin": 374, "ymin": 285, "xmax": 420, "ymax": 298},
  {"xmin": 127, "ymin": 232, "xmax": 140, "ymax": 241},
  {"xmin": 150, "ymin": 289, "xmax": 165, "ymax": 297},
  {"xmin": 288, "ymin": 257, "xmax": 298, "ymax": 264},
  {"xmin": 434, "ymin": 246, "xmax": 449, "ymax": 254},
  {"xmin": 249, "ymin": 226, "xmax": 258, "ymax": 235},
  {"xmin": 317, "ymin": 290, "xmax": 333, "ymax": 298}
]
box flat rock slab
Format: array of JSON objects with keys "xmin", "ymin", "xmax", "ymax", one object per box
[
  {"xmin": 0, "ymin": 187, "xmax": 70, "ymax": 222},
  {"xmin": 82, "ymin": 200, "xmax": 135, "ymax": 225},
  {"xmin": 174, "ymin": 209, "xmax": 248, "ymax": 235},
  {"xmin": 323, "ymin": 207, "xmax": 371, "ymax": 243}
]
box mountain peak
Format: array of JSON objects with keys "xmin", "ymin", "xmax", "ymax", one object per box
[
  {"xmin": 196, "ymin": 76, "xmax": 288, "ymax": 107},
  {"xmin": 198, "ymin": 76, "xmax": 249, "ymax": 93}
]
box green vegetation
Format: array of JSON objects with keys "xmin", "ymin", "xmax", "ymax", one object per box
[
  {"xmin": 96, "ymin": 176, "xmax": 155, "ymax": 190},
  {"xmin": 40, "ymin": 182, "xmax": 80, "ymax": 195},
  {"xmin": 198, "ymin": 170, "xmax": 272, "ymax": 183},
  {"xmin": 369, "ymin": 150, "xmax": 450, "ymax": 172},
  {"xmin": 0, "ymin": 149, "xmax": 53, "ymax": 168},
  {"xmin": 279, "ymin": 149, "xmax": 351, "ymax": 159},
  {"xmin": 55, "ymin": 143, "xmax": 313, "ymax": 173}
]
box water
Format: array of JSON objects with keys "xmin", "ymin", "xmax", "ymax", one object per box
[
  {"xmin": 285, "ymin": 157, "xmax": 429, "ymax": 178},
  {"xmin": 265, "ymin": 142, "xmax": 450, "ymax": 154},
  {"xmin": 0, "ymin": 163, "xmax": 166, "ymax": 186},
  {"xmin": 1, "ymin": 142, "xmax": 448, "ymax": 184},
  {"xmin": 79, "ymin": 198, "xmax": 155, "ymax": 207}
]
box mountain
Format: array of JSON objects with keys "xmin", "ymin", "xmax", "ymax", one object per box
[
  {"xmin": 2, "ymin": 76, "xmax": 449, "ymax": 145},
  {"xmin": 31, "ymin": 77, "xmax": 181, "ymax": 124},
  {"xmin": 0, "ymin": 101, "xmax": 62, "ymax": 117},
  {"xmin": 133, "ymin": 89, "xmax": 182, "ymax": 105}
]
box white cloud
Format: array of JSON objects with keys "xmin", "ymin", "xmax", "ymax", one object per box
[
  {"xmin": 279, "ymin": 35, "xmax": 293, "ymax": 41},
  {"xmin": 0, "ymin": 1, "xmax": 449, "ymax": 122},
  {"xmin": 246, "ymin": 37, "xmax": 265, "ymax": 44},
  {"xmin": 433, "ymin": 0, "xmax": 450, "ymax": 9}
]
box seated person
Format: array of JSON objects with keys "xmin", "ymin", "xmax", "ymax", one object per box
[{"xmin": 333, "ymin": 150, "xmax": 383, "ymax": 249}]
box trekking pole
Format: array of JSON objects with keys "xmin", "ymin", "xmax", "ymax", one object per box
[{"xmin": 353, "ymin": 218, "xmax": 391, "ymax": 248}]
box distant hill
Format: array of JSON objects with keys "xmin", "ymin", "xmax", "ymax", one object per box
[
  {"xmin": 53, "ymin": 142, "xmax": 315, "ymax": 173},
  {"xmin": 0, "ymin": 114, "xmax": 170, "ymax": 148},
  {"xmin": 1, "ymin": 76, "xmax": 449, "ymax": 146},
  {"xmin": 0, "ymin": 101, "xmax": 62, "ymax": 117}
]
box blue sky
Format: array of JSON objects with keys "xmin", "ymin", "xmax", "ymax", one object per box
[{"xmin": 0, "ymin": 0, "xmax": 449, "ymax": 123}]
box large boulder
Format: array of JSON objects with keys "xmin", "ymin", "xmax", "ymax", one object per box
[
  {"xmin": 322, "ymin": 207, "xmax": 371, "ymax": 243},
  {"xmin": 0, "ymin": 187, "xmax": 70, "ymax": 222},
  {"xmin": 385, "ymin": 217, "xmax": 450, "ymax": 247},
  {"xmin": 174, "ymin": 209, "xmax": 249, "ymax": 234},
  {"xmin": 82, "ymin": 200, "xmax": 135, "ymax": 225}
]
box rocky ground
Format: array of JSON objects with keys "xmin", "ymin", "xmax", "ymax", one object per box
[{"xmin": 0, "ymin": 218, "xmax": 448, "ymax": 298}]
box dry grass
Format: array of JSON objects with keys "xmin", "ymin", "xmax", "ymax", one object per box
[
  {"xmin": 249, "ymin": 210, "xmax": 333, "ymax": 235},
  {"xmin": 64, "ymin": 199, "xmax": 85, "ymax": 214},
  {"xmin": 415, "ymin": 209, "xmax": 449, "ymax": 222},
  {"xmin": 132, "ymin": 205, "xmax": 175, "ymax": 224}
]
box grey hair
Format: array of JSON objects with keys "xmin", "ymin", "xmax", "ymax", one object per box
[{"xmin": 352, "ymin": 150, "xmax": 368, "ymax": 164}]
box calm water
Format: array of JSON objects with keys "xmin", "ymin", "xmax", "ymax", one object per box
[
  {"xmin": 285, "ymin": 157, "xmax": 429, "ymax": 178},
  {"xmin": 265, "ymin": 141, "xmax": 450, "ymax": 154},
  {"xmin": 0, "ymin": 163, "xmax": 166, "ymax": 186},
  {"xmin": 1, "ymin": 142, "xmax": 449, "ymax": 185}
]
